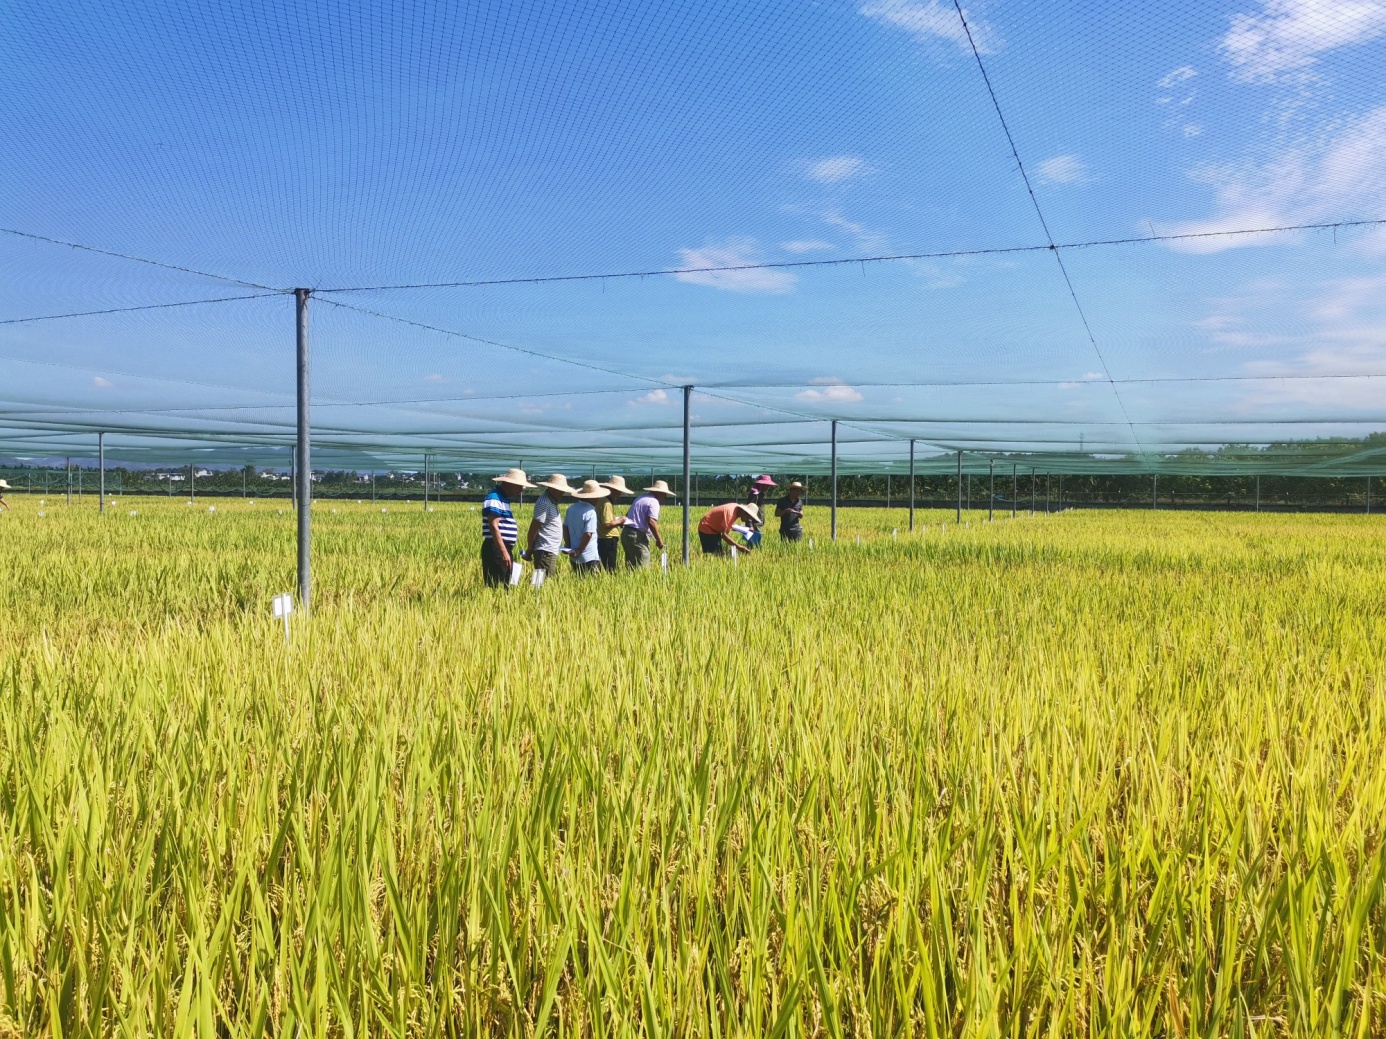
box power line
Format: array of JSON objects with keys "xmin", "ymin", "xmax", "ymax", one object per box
[
  {"xmin": 309, "ymin": 218, "xmax": 1386, "ymax": 294},
  {"xmin": 0, "ymin": 292, "xmax": 280, "ymax": 325},
  {"xmin": 0, "ymin": 227, "xmax": 286, "ymax": 293}
]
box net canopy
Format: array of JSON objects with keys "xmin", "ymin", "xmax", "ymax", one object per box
[{"xmin": 4, "ymin": 0, "xmax": 1386, "ymax": 475}]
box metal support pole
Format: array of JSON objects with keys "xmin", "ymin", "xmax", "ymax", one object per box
[
  {"xmin": 423, "ymin": 453, "xmax": 428, "ymax": 510},
  {"xmin": 190, "ymin": 464, "xmax": 195, "ymax": 502},
  {"xmin": 830, "ymin": 420, "xmax": 838, "ymax": 541},
  {"xmin": 371, "ymin": 471, "xmax": 375, "ymax": 504},
  {"xmin": 1368, "ymin": 475, "xmax": 1372, "ymax": 514},
  {"xmin": 886, "ymin": 473, "xmax": 890, "ymax": 509},
  {"xmin": 956, "ymin": 450, "xmax": 962, "ymax": 524},
  {"xmin": 66, "ymin": 457, "xmax": 71, "ymax": 507},
  {"xmin": 295, "ymin": 288, "xmax": 312, "ymax": 613},
  {"xmin": 1012, "ymin": 463, "xmax": 1017, "ymax": 519},
  {"xmin": 242, "ymin": 465, "xmax": 246, "ymax": 497},
  {"xmin": 1255, "ymin": 475, "xmax": 1260, "ymax": 512},
  {"xmin": 1152, "ymin": 474, "xmax": 1158, "ymax": 510},
  {"xmin": 908, "ymin": 439, "xmax": 915, "ymax": 533},
  {"xmin": 1045, "ymin": 473, "xmax": 1050, "ymax": 515},
  {"xmin": 98, "ymin": 432, "xmax": 105, "ymax": 513},
  {"xmin": 989, "ymin": 458, "xmax": 994, "ymax": 522},
  {"xmin": 682, "ymin": 385, "xmax": 692, "ymax": 567},
  {"xmin": 1030, "ymin": 470, "xmax": 1035, "ymax": 515}
]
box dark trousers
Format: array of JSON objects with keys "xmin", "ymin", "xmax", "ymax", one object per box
[
  {"xmin": 699, "ymin": 531, "xmax": 724, "ymax": 554},
  {"xmin": 570, "ymin": 557, "xmax": 601, "ymax": 577},
  {"xmin": 780, "ymin": 528, "xmax": 803, "ymax": 542},
  {"xmin": 532, "ymin": 550, "xmax": 559, "ymax": 574},
  {"xmin": 481, "ymin": 539, "xmax": 515, "ymax": 587},
  {"xmin": 598, "ymin": 538, "xmax": 620, "ymax": 572}
]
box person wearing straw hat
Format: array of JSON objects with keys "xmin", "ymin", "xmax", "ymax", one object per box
[
  {"xmin": 775, "ymin": 481, "xmax": 806, "ymax": 542},
  {"xmin": 621, "ymin": 479, "xmax": 671, "ymax": 568},
  {"xmin": 747, "ymin": 475, "xmax": 776, "ymax": 528},
  {"xmin": 564, "ymin": 479, "xmax": 609, "ymax": 577},
  {"xmin": 597, "ymin": 475, "xmax": 632, "ymax": 572},
  {"xmin": 481, "ymin": 468, "xmax": 534, "ymax": 587},
  {"xmin": 0, "ymin": 479, "xmax": 10, "ymax": 512},
  {"xmin": 698, "ymin": 502, "xmax": 760, "ymax": 555},
  {"xmin": 526, "ymin": 473, "xmax": 574, "ymax": 576}
]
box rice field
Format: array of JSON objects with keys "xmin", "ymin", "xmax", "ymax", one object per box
[{"xmin": 1, "ymin": 495, "xmax": 1384, "ymax": 1037}]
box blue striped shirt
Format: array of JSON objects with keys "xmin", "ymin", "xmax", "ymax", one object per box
[{"xmin": 481, "ymin": 489, "xmax": 518, "ymax": 544}]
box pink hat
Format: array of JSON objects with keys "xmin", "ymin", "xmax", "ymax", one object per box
[{"xmin": 753, "ymin": 474, "xmax": 777, "ymax": 487}]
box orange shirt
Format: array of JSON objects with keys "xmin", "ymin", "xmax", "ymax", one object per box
[{"xmin": 698, "ymin": 502, "xmax": 741, "ymax": 536}]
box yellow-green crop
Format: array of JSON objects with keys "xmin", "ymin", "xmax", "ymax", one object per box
[{"xmin": 1, "ymin": 496, "xmax": 1384, "ymax": 1036}]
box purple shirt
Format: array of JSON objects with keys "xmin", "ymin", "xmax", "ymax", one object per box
[{"xmin": 625, "ymin": 494, "xmax": 661, "ymax": 533}]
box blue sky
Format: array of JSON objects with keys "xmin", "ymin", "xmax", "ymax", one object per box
[{"xmin": 2, "ymin": 0, "xmax": 1386, "ymax": 470}]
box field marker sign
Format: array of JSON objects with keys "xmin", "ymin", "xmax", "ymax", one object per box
[{"xmin": 271, "ymin": 592, "xmax": 294, "ymax": 643}]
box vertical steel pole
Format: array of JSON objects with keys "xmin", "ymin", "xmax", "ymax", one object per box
[
  {"xmin": 1152, "ymin": 474, "xmax": 1158, "ymax": 510},
  {"xmin": 956, "ymin": 450, "xmax": 962, "ymax": 524},
  {"xmin": 66, "ymin": 456, "xmax": 71, "ymax": 507},
  {"xmin": 1012, "ymin": 463, "xmax": 1017, "ymax": 518},
  {"xmin": 1367, "ymin": 475, "xmax": 1371, "ymax": 514},
  {"xmin": 830, "ymin": 420, "xmax": 838, "ymax": 541},
  {"xmin": 682, "ymin": 385, "xmax": 692, "ymax": 567},
  {"xmin": 886, "ymin": 473, "xmax": 890, "ymax": 509},
  {"xmin": 242, "ymin": 465, "xmax": 246, "ymax": 497},
  {"xmin": 190, "ymin": 464, "xmax": 195, "ymax": 502},
  {"xmin": 1255, "ymin": 474, "xmax": 1260, "ymax": 512},
  {"xmin": 295, "ymin": 288, "xmax": 312, "ymax": 613},
  {"xmin": 423, "ymin": 453, "xmax": 429, "ymax": 510},
  {"xmin": 908, "ymin": 439, "xmax": 915, "ymax": 533},
  {"xmin": 989, "ymin": 458, "xmax": 994, "ymax": 521},
  {"xmin": 371, "ymin": 471, "xmax": 376, "ymax": 504},
  {"xmin": 1030, "ymin": 470, "xmax": 1035, "ymax": 515},
  {"xmin": 1045, "ymin": 474, "xmax": 1050, "ymax": 515},
  {"xmin": 98, "ymin": 432, "xmax": 105, "ymax": 513}
]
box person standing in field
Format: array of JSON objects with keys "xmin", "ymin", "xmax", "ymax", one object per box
[
  {"xmin": 597, "ymin": 475, "xmax": 632, "ymax": 572},
  {"xmin": 621, "ymin": 479, "xmax": 671, "ymax": 568},
  {"xmin": 698, "ymin": 502, "xmax": 759, "ymax": 555},
  {"xmin": 526, "ymin": 474, "xmax": 573, "ymax": 577},
  {"xmin": 776, "ymin": 481, "xmax": 806, "ymax": 542},
  {"xmin": 747, "ymin": 475, "xmax": 776, "ymax": 528},
  {"xmin": 564, "ymin": 480, "xmax": 608, "ymax": 577},
  {"xmin": 0, "ymin": 480, "xmax": 10, "ymax": 512},
  {"xmin": 481, "ymin": 468, "xmax": 534, "ymax": 588}
]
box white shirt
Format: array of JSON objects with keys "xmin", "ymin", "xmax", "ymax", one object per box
[
  {"xmin": 532, "ymin": 494, "xmax": 563, "ymax": 553},
  {"xmin": 564, "ymin": 501, "xmax": 600, "ymax": 562}
]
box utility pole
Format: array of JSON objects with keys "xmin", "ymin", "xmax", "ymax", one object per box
[
  {"xmin": 830, "ymin": 420, "xmax": 838, "ymax": 541},
  {"xmin": 908, "ymin": 439, "xmax": 915, "ymax": 533},
  {"xmin": 682, "ymin": 385, "xmax": 692, "ymax": 566},
  {"xmin": 956, "ymin": 450, "xmax": 962, "ymax": 524},
  {"xmin": 295, "ymin": 288, "xmax": 312, "ymax": 612}
]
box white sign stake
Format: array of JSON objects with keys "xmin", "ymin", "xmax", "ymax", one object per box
[
  {"xmin": 530, "ymin": 568, "xmax": 547, "ymax": 588},
  {"xmin": 856, "ymin": 535, "xmax": 861, "ymax": 546},
  {"xmin": 893, "ymin": 528, "xmax": 897, "ymax": 538},
  {"xmin": 731, "ymin": 546, "xmax": 739, "ymax": 567},
  {"xmin": 808, "ymin": 538, "xmax": 814, "ymax": 549},
  {"xmin": 508, "ymin": 561, "xmax": 524, "ymax": 587},
  {"xmin": 660, "ymin": 551, "xmax": 668, "ymax": 572},
  {"xmin": 271, "ymin": 592, "xmax": 294, "ymax": 643}
]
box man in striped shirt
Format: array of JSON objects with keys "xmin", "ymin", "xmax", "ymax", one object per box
[{"xmin": 481, "ymin": 468, "xmax": 534, "ymax": 587}]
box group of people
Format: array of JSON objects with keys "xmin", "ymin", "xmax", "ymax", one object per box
[{"xmin": 478, "ymin": 468, "xmax": 807, "ymax": 586}]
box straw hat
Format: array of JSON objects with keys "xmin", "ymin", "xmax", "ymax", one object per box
[
  {"xmin": 0, "ymin": 480, "xmax": 9, "ymax": 490},
  {"xmin": 787, "ymin": 481, "xmax": 805, "ymax": 491},
  {"xmin": 753, "ymin": 474, "xmax": 777, "ymax": 488},
  {"xmin": 536, "ymin": 473, "xmax": 577, "ymax": 494},
  {"xmin": 492, "ymin": 467, "xmax": 536, "ymax": 488},
  {"xmin": 741, "ymin": 503, "xmax": 761, "ymax": 523},
  {"xmin": 600, "ymin": 475, "xmax": 633, "ymax": 496},
  {"xmin": 642, "ymin": 479, "xmax": 674, "ymax": 496},
  {"xmin": 571, "ymin": 479, "xmax": 610, "ymax": 500}
]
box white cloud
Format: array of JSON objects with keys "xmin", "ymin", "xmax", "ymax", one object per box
[
  {"xmin": 1159, "ymin": 105, "xmax": 1386, "ymax": 252},
  {"xmin": 674, "ymin": 238, "xmax": 797, "ymax": 294},
  {"xmin": 1222, "ymin": 0, "xmax": 1386, "ymax": 81},
  {"xmin": 93, "ymin": 376, "xmax": 114, "ymax": 388},
  {"xmin": 796, "ymin": 378, "xmax": 865, "ymax": 403},
  {"xmin": 1158, "ymin": 65, "xmax": 1198, "ymax": 88},
  {"xmin": 807, "ymin": 155, "xmax": 871, "ymax": 183},
  {"xmin": 860, "ymin": 0, "xmax": 999, "ymax": 52},
  {"xmin": 822, "ymin": 210, "xmax": 891, "ymax": 253},
  {"xmin": 424, "ymin": 373, "xmax": 446, "ymax": 383},
  {"xmin": 781, "ymin": 239, "xmax": 835, "ymax": 253},
  {"xmin": 1183, "ymin": 124, "xmax": 1204, "ymax": 137},
  {"xmin": 1036, "ymin": 154, "xmax": 1091, "ymax": 184},
  {"xmin": 627, "ymin": 388, "xmax": 672, "ymax": 406}
]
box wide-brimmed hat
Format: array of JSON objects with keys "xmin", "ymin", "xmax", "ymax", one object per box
[
  {"xmin": 600, "ymin": 475, "xmax": 633, "ymax": 496},
  {"xmin": 571, "ymin": 479, "xmax": 610, "ymax": 500},
  {"xmin": 642, "ymin": 479, "xmax": 674, "ymax": 496},
  {"xmin": 753, "ymin": 474, "xmax": 777, "ymax": 487},
  {"xmin": 536, "ymin": 473, "xmax": 576, "ymax": 494},
  {"xmin": 741, "ymin": 503, "xmax": 761, "ymax": 523},
  {"xmin": 492, "ymin": 467, "xmax": 536, "ymax": 488},
  {"xmin": 787, "ymin": 481, "xmax": 805, "ymax": 491},
  {"xmin": 0, "ymin": 480, "xmax": 9, "ymax": 490}
]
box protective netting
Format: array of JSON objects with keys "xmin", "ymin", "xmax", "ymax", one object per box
[{"xmin": 3, "ymin": 0, "xmax": 1386, "ymax": 474}]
